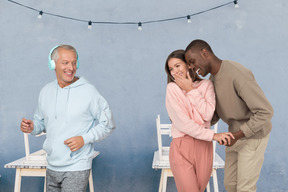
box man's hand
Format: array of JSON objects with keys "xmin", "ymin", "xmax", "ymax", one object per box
[
  {"xmin": 226, "ymin": 130, "xmax": 245, "ymax": 147},
  {"xmin": 64, "ymin": 136, "xmax": 84, "ymax": 152},
  {"xmin": 20, "ymin": 118, "xmax": 34, "ymax": 133}
]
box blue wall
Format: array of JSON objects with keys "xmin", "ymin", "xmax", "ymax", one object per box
[{"xmin": 0, "ymin": 0, "xmax": 287, "ymax": 191}]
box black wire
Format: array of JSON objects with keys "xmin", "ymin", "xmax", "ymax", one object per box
[
  {"xmin": 43, "ymin": 12, "xmax": 87, "ymax": 23},
  {"xmin": 143, "ymin": 1, "xmax": 234, "ymax": 24},
  {"xmin": 7, "ymin": 0, "xmax": 237, "ymax": 25},
  {"xmin": 8, "ymin": 0, "xmax": 39, "ymax": 12}
]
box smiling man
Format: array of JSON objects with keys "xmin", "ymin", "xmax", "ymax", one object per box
[
  {"xmin": 20, "ymin": 45, "xmax": 116, "ymax": 192},
  {"xmin": 185, "ymin": 39, "xmax": 273, "ymax": 192},
  {"xmin": 53, "ymin": 46, "xmax": 79, "ymax": 88}
]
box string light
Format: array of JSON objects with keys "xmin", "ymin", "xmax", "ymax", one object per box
[
  {"xmin": 187, "ymin": 15, "xmax": 192, "ymax": 23},
  {"xmin": 37, "ymin": 10, "xmax": 43, "ymax": 19},
  {"xmin": 138, "ymin": 22, "xmax": 142, "ymax": 31},
  {"xmin": 8, "ymin": 0, "xmax": 240, "ymax": 30},
  {"xmin": 234, "ymin": 0, "xmax": 239, "ymax": 8},
  {"xmin": 88, "ymin": 21, "xmax": 92, "ymax": 29}
]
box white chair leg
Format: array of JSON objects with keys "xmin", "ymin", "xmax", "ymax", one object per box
[
  {"xmin": 212, "ymin": 169, "xmax": 219, "ymax": 192},
  {"xmin": 162, "ymin": 169, "xmax": 168, "ymax": 192},
  {"xmin": 14, "ymin": 169, "xmax": 21, "ymax": 192},
  {"xmin": 206, "ymin": 179, "xmax": 211, "ymax": 192},
  {"xmin": 159, "ymin": 170, "xmax": 164, "ymax": 192},
  {"xmin": 44, "ymin": 175, "xmax": 46, "ymax": 192},
  {"xmin": 89, "ymin": 169, "xmax": 94, "ymax": 192}
]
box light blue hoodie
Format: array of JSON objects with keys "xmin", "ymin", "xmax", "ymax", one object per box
[{"xmin": 31, "ymin": 77, "xmax": 115, "ymax": 171}]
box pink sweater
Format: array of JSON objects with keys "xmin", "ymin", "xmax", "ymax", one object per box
[{"xmin": 165, "ymin": 80, "xmax": 216, "ymax": 141}]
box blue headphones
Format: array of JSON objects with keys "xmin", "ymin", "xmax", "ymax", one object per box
[{"xmin": 48, "ymin": 45, "xmax": 80, "ymax": 70}]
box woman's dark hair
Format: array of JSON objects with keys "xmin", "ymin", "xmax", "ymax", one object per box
[{"xmin": 165, "ymin": 49, "xmax": 202, "ymax": 84}]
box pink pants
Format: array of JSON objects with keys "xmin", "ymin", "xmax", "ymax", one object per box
[{"xmin": 169, "ymin": 135, "xmax": 213, "ymax": 192}]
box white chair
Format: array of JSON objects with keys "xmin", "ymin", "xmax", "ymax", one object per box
[
  {"xmin": 152, "ymin": 115, "xmax": 225, "ymax": 192},
  {"xmin": 7, "ymin": 133, "xmax": 99, "ymax": 192},
  {"xmin": 152, "ymin": 115, "xmax": 173, "ymax": 192}
]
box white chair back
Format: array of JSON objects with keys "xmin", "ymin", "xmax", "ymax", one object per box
[
  {"xmin": 212, "ymin": 123, "xmax": 218, "ymax": 163},
  {"xmin": 24, "ymin": 133, "xmax": 46, "ymax": 161},
  {"xmin": 156, "ymin": 115, "xmax": 171, "ymax": 161}
]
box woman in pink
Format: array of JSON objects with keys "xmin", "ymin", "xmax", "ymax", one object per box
[{"xmin": 165, "ymin": 50, "xmax": 233, "ymax": 192}]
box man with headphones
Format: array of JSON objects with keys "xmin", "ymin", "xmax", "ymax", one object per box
[{"xmin": 20, "ymin": 45, "xmax": 116, "ymax": 191}]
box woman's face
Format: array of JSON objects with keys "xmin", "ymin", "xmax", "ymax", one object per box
[{"xmin": 168, "ymin": 58, "xmax": 190, "ymax": 79}]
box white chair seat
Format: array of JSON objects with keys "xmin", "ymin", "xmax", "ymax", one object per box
[{"xmin": 152, "ymin": 151, "xmax": 170, "ymax": 169}]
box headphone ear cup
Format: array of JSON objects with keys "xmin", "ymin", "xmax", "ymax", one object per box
[
  {"xmin": 76, "ymin": 60, "xmax": 79, "ymax": 69},
  {"xmin": 48, "ymin": 60, "xmax": 55, "ymax": 70},
  {"xmin": 48, "ymin": 45, "xmax": 59, "ymax": 70}
]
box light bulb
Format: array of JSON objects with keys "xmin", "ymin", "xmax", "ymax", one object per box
[
  {"xmin": 88, "ymin": 21, "xmax": 92, "ymax": 29},
  {"xmin": 138, "ymin": 22, "xmax": 142, "ymax": 31},
  {"xmin": 37, "ymin": 11, "xmax": 43, "ymax": 19},
  {"xmin": 234, "ymin": 1, "xmax": 239, "ymax": 8},
  {"xmin": 187, "ymin": 15, "xmax": 191, "ymax": 23}
]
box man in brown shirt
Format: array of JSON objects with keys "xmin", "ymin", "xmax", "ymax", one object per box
[{"xmin": 184, "ymin": 39, "xmax": 273, "ymax": 192}]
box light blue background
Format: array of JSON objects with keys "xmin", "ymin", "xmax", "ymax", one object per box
[{"xmin": 0, "ymin": 0, "xmax": 287, "ymax": 191}]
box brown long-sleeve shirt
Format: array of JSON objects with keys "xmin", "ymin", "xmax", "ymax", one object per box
[{"xmin": 210, "ymin": 60, "xmax": 273, "ymax": 139}]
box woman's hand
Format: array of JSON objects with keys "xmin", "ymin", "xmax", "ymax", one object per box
[
  {"xmin": 174, "ymin": 71, "xmax": 194, "ymax": 92},
  {"xmin": 213, "ymin": 132, "xmax": 235, "ymax": 146}
]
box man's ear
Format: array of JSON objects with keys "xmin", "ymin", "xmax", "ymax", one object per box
[{"xmin": 201, "ymin": 48, "xmax": 209, "ymax": 58}]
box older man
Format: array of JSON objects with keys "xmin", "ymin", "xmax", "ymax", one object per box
[{"xmin": 20, "ymin": 45, "xmax": 115, "ymax": 192}]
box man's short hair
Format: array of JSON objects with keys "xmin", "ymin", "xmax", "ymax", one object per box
[
  {"xmin": 51, "ymin": 45, "xmax": 77, "ymax": 62},
  {"xmin": 185, "ymin": 39, "xmax": 214, "ymax": 53}
]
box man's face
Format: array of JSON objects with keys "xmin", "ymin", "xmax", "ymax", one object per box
[
  {"xmin": 55, "ymin": 48, "xmax": 77, "ymax": 88},
  {"xmin": 185, "ymin": 49, "xmax": 210, "ymax": 77}
]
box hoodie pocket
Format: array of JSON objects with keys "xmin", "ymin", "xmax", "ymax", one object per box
[{"xmin": 70, "ymin": 144, "xmax": 90, "ymax": 159}]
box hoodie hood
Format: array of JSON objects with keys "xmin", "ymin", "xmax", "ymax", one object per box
[{"xmin": 54, "ymin": 76, "xmax": 88, "ymax": 89}]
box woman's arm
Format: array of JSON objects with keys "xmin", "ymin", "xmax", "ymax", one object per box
[
  {"xmin": 166, "ymin": 83, "xmax": 214, "ymax": 141},
  {"xmin": 186, "ymin": 80, "xmax": 215, "ymax": 121}
]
